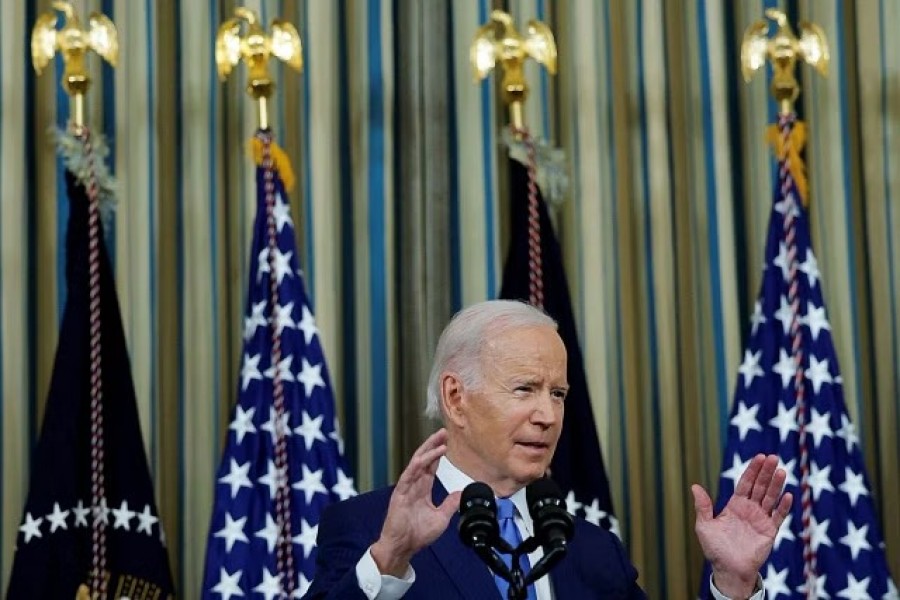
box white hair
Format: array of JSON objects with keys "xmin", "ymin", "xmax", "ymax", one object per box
[{"xmin": 425, "ymin": 299, "xmax": 557, "ymax": 420}]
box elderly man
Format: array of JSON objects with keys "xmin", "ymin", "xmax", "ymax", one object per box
[{"xmin": 305, "ymin": 300, "xmax": 791, "ymax": 599}]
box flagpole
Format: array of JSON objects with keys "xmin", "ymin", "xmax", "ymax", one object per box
[{"xmin": 741, "ymin": 11, "xmax": 829, "ymax": 599}]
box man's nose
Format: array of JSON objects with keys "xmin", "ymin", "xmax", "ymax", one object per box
[{"xmin": 530, "ymin": 390, "xmax": 559, "ymax": 426}]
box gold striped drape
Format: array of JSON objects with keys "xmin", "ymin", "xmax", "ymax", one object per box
[{"xmin": 0, "ymin": 1, "xmax": 897, "ymax": 598}]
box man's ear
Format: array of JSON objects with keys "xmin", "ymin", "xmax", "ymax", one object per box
[{"xmin": 440, "ymin": 372, "xmax": 466, "ymax": 426}]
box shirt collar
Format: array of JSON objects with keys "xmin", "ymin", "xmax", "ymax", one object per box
[{"xmin": 436, "ymin": 455, "xmax": 534, "ymax": 536}]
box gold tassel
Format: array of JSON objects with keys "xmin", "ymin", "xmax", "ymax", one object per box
[
  {"xmin": 766, "ymin": 121, "xmax": 809, "ymax": 207},
  {"xmin": 248, "ymin": 137, "xmax": 297, "ymax": 193}
]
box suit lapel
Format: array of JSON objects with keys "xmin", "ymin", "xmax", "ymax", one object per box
[{"xmin": 427, "ymin": 480, "xmax": 501, "ymax": 600}]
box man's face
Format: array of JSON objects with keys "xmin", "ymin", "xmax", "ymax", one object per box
[{"xmin": 446, "ymin": 324, "xmax": 568, "ymax": 496}]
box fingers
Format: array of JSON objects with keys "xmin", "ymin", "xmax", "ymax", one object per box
[
  {"xmin": 761, "ymin": 465, "xmax": 787, "ymax": 513},
  {"xmin": 772, "ymin": 491, "xmax": 793, "ymax": 530},
  {"xmin": 394, "ymin": 429, "xmax": 449, "ymax": 495},
  {"xmin": 439, "ymin": 490, "xmax": 462, "ymax": 519},
  {"xmin": 691, "ymin": 484, "xmax": 714, "ymax": 523},
  {"xmin": 733, "ymin": 454, "xmax": 765, "ymax": 498},
  {"xmin": 749, "ymin": 455, "xmax": 779, "ymax": 503}
]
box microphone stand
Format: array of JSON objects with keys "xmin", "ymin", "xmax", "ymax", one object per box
[{"xmin": 493, "ymin": 535, "xmax": 570, "ymax": 600}]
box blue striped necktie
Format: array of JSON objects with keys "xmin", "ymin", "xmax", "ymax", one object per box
[{"xmin": 493, "ymin": 498, "xmax": 536, "ymax": 600}]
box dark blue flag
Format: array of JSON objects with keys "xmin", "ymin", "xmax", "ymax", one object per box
[
  {"xmin": 499, "ymin": 151, "xmax": 617, "ymax": 535},
  {"xmin": 201, "ymin": 132, "xmax": 355, "ymax": 599},
  {"xmin": 7, "ymin": 169, "xmax": 175, "ymax": 599},
  {"xmin": 701, "ymin": 116, "xmax": 897, "ymax": 599}
]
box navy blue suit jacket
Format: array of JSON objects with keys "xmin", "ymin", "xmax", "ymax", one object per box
[{"xmin": 304, "ymin": 481, "xmax": 646, "ymax": 599}]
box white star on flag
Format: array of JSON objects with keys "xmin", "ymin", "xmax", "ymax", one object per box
[
  {"xmin": 46, "ymin": 502, "xmax": 69, "ymax": 533},
  {"xmin": 772, "ymin": 242, "xmax": 792, "ymax": 282},
  {"xmin": 807, "ymin": 462, "xmax": 835, "ymax": 501},
  {"xmin": 799, "ymin": 249, "xmax": 820, "ymax": 288},
  {"xmin": 773, "ymin": 513, "xmax": 795, "ymax": 551},
  {"xmin": 293, "ymin": 518, "xmax": 319, "ymax": 559},
  {"xmin": 244, "ymin": 300, "xmax": 267, "ymax": 340},
  {"xmin": 92, "ymin": 497, "xmax": 110, "ymax": 526},
  {"xmin": 750, "ymin": 300, "xmax": 767, "ymax": 335},
  {"xmin": 72, "ymin": 499, "xmax": 89, "ymax": 527},
  {"xmin": 729, "ymin": 401, "xmax": 762, "ymax": 440},
  {"xmin": 738, "ymin": 350, "xmax": 764, "ymax": 388},
  {"xmin": 582, "ymin": 499, "xmax": 604, "ymax": 526},
  {"xmin": 211, "ymin": 568, "xmax": 243, "ymax": 600},
  {"xmin": 273, "ymin": 193, "xmax": 294, "ymax": 232},
  {"xmin": 297, "ymin": 306, "xmax": 318, "ymax": 344},
  {"xmin": 254, "ymin": 567, "xmax": 284, "ymax": 600},
  {"xmin": 835, "ymin": 413, "xmax": 859, "ymax": 453},
  {"xmin": 136, "ymin": 505, "xmax": 159, "ymax": 535},
  {"xmin": 797, "ymin": 574, "xmax": 829, "ymax": 599},
  {"xmin": 255, "ymin": 513, "xmax": 279, "ymax": 553},
  {"xmin": 721, "ymin": 454, "xmax": 750, "ymax": 485},
  {"xmin": 565, "ymin": 491, "xmax": 582, "ymax": 516},
  {"xmin": 763, "ymin": 564, "xmax": 791, "ymax": 599},
  {"xmin": 809, "ymin": 514, "xmax": 833, "ymax": 552},
  {"xmin": 271, "ymin": 301, "xmax": 296, "ymax": 335},
  {"xmin": 768, "ymin": 402, "xmax": 799, "ymax": 443},
  {"xmin": 258, "ymin": 460, "xmax": 287, "ymax": 500},
  {"xmin": 19, "ymin": 513, "xmax": 43, "ymax": 543},
  {"xmin": 800, "ymin": 301, "xmax": 830, "ymax": 341},
  {"xmin": 297, "ymin": 358, "xmax": 325, "ymax": 398},
  {"xmin": 839, "ymin": 521, "xmax": 872, "ymax": 561},
  {"xmin": 292, "ymin": 464, "xmax": 328, "ymax": 504},
  {"xmin": 229, "ymin": 405, "xmax": 257, "ymax": 444},
  {"xmin": 838, "ymin": 467, "xmax": 869, "ymax": 507},
  {"xmin": 773, "ymin": 295, "xmax": 794, "ymax": 335},
  {"xmin": 214, "ymin": 513, "xmax": 249, "ymax": 553},
  {"xmin": 111, "ymin": 500, "xmax": 136, "ymax": 530},
  {"xmin": 261, "ymin": 407, "xmax": 292, "ymax": 443},
  {"xmin": 294, "ymin": 411, "xmax": 326, "ymax": 450},
  {"xmin": 241, "ymin": 353, "xmax": 263, "ymax": 391},
  {"xmin": 771, "ymin": 349, "xmax": 797, "ymax": 389},
  {"xmin": 805, "ymin": 407, "xmax": 834, "ymax": 448},
  {"xmin": 331, "ymin": 468, "xmax": 357, "ymax": 501},
  {"xmin": 837, "ymin": 573, "xmax": 871, "ymax": 600},
  {"xmin": 805, "ymin": 354, "xmax": 834, "ymax": 394},
  {"xmin": 218, "ymin": 458, "xmax": 253, "ymax": 499},
  {"xmin": 264, "ymin": 354, "xmax": 296, "ymax": 383}
]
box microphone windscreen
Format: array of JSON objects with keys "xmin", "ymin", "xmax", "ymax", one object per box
[
  {"xmin": 461, "ymin": 481, "xmax": 495, "ymax": 508},
  {"xmin": 526, "ymin": 478, "xmax": 574, "ymax": 544},
  {"xmin": 458, "ymin": 482, "xmax": 499, "ymax": 548},
  {"xmin": 526, "ymin": 477, "xmax": 564, "ymax": 506}
]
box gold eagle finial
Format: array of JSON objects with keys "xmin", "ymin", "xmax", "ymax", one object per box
[
  {"xmin": 215, "ymin": 7, "xmax": 302, "ymax": 129},
  {"xmin": 741, "ymin": 9, "xmax": 828, "ymax": 114},
  {"xmin": 470, "ymin": 9, "xmax": 557, "ymax": 130},
  {"xmin": 31, "ymin": 1, "xmax": 118, "ymax": 129}
]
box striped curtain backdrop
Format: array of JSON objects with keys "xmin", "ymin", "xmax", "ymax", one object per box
[{"xmin": 0, "ymin": 1, "xmax": 897, "ymax": 598}]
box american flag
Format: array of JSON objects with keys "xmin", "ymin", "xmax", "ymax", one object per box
[
  {"xmin": 201, "ymin": 131, "xmax": 356, "ymax": 599},
  {"xmin": 701, "ymin": 115, "xmax": 897, "ymax": 599}
]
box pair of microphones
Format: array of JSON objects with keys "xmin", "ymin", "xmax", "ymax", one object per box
[{"xmin": 458, "ymin": 478, "xmax": 574, "ymax": 600}]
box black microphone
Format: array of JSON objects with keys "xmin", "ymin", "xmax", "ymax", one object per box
[
  {"xmin": 458, "ymin": 482, "xmax": 514, "ymax": 583},
  {"xmin": 525, "ymin": 478, "xmax": 574, "ymax": 584}
]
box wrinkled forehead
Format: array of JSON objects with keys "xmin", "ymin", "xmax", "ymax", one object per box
[{"xmin": 480, "ymin": 324, "xmax": 567, "ymax": 368}]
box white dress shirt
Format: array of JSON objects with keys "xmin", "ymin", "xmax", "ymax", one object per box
[{"xmin": 354, "ymin": 456, "xmax": 763, "ymax": 600}]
